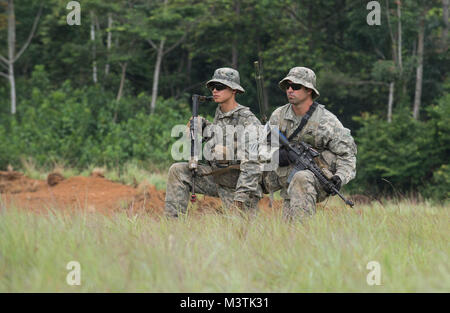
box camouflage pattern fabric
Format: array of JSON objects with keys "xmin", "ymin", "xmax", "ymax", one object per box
[
  {"xmin": 206, "ymin": 67, "xmax": 245, "ymax": 93},
  {"xmin": 165, "ymin": 103, "xmax": 262, "ymax": 217},
  {"xmin": 264, "ymin": 102, "xmax": 357, "ymax": 220},
  {"xmin": 279, "ymin": 67, "xmax": 320, "ymax": 99}
]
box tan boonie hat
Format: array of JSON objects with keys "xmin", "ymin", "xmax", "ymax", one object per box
[
  {"xmin": 206, "ymin": 67, "xmax": 245, "ymax": 93},
  {"xmin": 279, "ymin": 66, "xmax": 320, "ymax": 99}
]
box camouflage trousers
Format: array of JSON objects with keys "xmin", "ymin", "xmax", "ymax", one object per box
[
  {"xmin": 164, "ymin": 162, "xmax": 259, "ymax": 217},
  {"xmin": 264, "ymin": 169, "xmax": 329, "ymax": 221}
]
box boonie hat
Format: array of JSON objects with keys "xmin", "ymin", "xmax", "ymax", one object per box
[
  {"xmin": 279, "ymin": 67, "xmax": 320, "ymax": 99},
  {"xmin": 206, "ymin": 67, "xmax": 245, "ymax": 93}
]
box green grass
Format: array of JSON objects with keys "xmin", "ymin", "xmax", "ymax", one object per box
[{"xmin": 0, "ymin": 198, "xmax": 448, "ymax": 292}]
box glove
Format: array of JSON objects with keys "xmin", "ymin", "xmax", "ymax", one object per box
[
  {"xmin": 329, "ymin": 175, "xmax": 342, "ymax": 195},
  {"xmin": 278, "ymin": 147, "xmax": 297, "ymax": 167}
]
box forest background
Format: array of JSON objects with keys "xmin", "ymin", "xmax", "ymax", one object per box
[{"xmin": 0, "ymin": 0, "xmax": 448, "ymax": 201}]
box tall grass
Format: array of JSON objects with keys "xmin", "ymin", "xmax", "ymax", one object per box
[{"xmin": 0, "ymin": 198, "xmax": 448, "ymax": 292}]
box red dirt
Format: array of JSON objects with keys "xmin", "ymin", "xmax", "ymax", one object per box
[{"xmin": 0, "ymin": 171, "xmax": 279, "ymax": 216}]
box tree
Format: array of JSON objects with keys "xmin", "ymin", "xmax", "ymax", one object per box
[
  {"xmin": 0, "ymin": 0, "xmax": 42, "ymax": 114},
  {"xmin": 128, "ymin": 0, "xmax": 203, "ymax": 114}
]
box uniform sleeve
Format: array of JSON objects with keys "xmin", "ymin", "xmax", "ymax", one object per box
[
  {"xmin": 234, "ymin": 114, "xmax": 263, "ymax": 202},
  {"xmin": 318, "ymin": 114, "xmax": 357, "ymax": 185}
]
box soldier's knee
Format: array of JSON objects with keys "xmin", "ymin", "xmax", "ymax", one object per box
[
  {"xmin": 291, "ymin": 170, "xmax": 315, "ymax": 187},
  {"xmin": 168, "ymin": 162, "xmax": 188, "ymax": 177}
]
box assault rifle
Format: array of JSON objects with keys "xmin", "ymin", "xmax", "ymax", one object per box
[
  {"xmin": 278, "ymin": 132, "xmax": 354, "ymax": 207},
  {"xmin": 189, "ymin": 94, "xmax": 213, "ymax": 203},
  {"xmin": 254, "ymin": 60, "xmax": 353, "ymax": 207}
]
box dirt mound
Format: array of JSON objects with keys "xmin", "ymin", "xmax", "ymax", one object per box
[
  {"xmin": 2, "ymin": 174, "xmax": 137, "ymax": 213},
  {"xmin": 127, "ymin": 184, "xmax": 166, "ymax": 215},
  {"xmin": 90, "ymin": 169, "xmax": 105, "ymax": 178},
  {"xmin": 47, "ymin": 172, "xmax": 65, "ymax": 186},
  {"xmin": 127, "ymin": 184, "xmax": 225, "ymax": 216},
  {"xmin": 0, "ymin": 171, "xmax": 281, "ymax": 216},
  {"xmin": 0, "ymin": 171, "xmax": 44, "ymax": 194}
]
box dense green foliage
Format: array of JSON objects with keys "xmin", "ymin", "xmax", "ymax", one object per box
[
  {"xmin": 0, "ymin": 66, "xmax": 190, "ymax": 169},
  {"xmin": 0, "ymin": 0, "xmax": 448, "ymax": 199},
  {"xmin": 350, "ymin": 88, "xmax": 450, "ymax": 200}
]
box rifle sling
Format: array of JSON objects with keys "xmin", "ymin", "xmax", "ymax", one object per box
[{"xmin": 287, "ymin": 101, "xmax": 318, "ymax": 141}]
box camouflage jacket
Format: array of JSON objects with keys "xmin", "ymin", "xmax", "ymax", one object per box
[
  {"xmin": 268, "ymin": 103, "xmax": 357, "ymax": 185},
  {"xmin": 203, "ymin": 104, "xmax": 263, "ymax": 201}
]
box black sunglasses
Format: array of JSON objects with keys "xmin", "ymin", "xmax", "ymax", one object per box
[
  {"xmin": 208, "ymin": 83, "xmax": 228, "ymax": 91},
  {"xmin": 284, "ymin": 82, "xmax": 304, "ymax": 91}
]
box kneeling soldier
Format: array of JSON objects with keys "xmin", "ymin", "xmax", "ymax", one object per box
[
  {"xmin": 264, "ymin": 67, "xmax": 357, "ymax": 221},
  {"xmin": 165, "ymin": 67, "xmax": 262, "ymax": 217}
]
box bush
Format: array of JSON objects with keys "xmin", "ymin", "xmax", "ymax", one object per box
[
  {"xmin": 348, "ymin": 95, "xmax": 449, "ymax": 201},
  {"xmin": 0, "ymin": 67, "xmax": 190, "ymax": 170}
]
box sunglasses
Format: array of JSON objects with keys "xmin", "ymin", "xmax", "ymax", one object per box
[
  {"xmin": 208, "ymin": 83, "xmax": 228, "ymax": 91},
  {"xmin": 284, "ymin": 83, "xmax": 304, "ymax": 91}
]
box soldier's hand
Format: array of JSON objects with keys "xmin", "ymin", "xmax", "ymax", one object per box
[
  {"xmin": 330, "ymin": 175, "xmax": 342, "ymax": 195},
  {"xmin": 186, "ymin": 116, "xmax": 207, "ymax": 129},
  {"xmin": 278, "ymin": 147, "xmax": 290, "ymax": 166},
  {"xmin": 278, "ymin": 147, "xmax": 297, "ymax": 167},
  {"xmin": 213, "ymin": 144, "xmax": 228, "ymax": 161}
]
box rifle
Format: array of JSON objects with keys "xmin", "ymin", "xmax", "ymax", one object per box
[
  {"xmin": 253, "ymin": 60, "xmax": 353, "ymax": 207},
  {"xmin": 278, "ymin": 132, "xmax": 354, "ymax": 207},
  {"xmin": 254, "ymin": 61, "xmax": 267, "ymax": 124},
  {"xmin": 189, "ymin": 94, "xmax": 213, "ymax": 203}
]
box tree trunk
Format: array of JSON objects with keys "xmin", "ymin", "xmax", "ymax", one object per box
[
  {"xmin": 443, "ymin": 0, "xmax": 449, "ymax": 52},
  {"xmin": 90, "ymin": 11, "xmax": 98, "ymax": 84},
  {"xmin": 150, "ymin": 39, "xmax": 165, "ymax": 114},
  {"xmin": 105, "ymin": 13, "xmax": 112, "ymax": 76},
  {"xmin": 7, "ymin": 0, "xmax": 16, "ymax": 114},
  {"xmin": 387, "ymin": 82, "xmax": 394, "ymax": 123},
  {"xmin": 116, "ymin": 62, "xmax": 128, "ymax": 102},
  {"xmin": 385, "ymin": 0, "xmax": 398, "ymax": 64},
  {"xmin": 413, "ymin": 11, "xmax": 425, "ymax": 120},
  {"xmin": 231, "ymin": 0, "xmax": 240, "ymax": 69},
  {"xmin": 0, "ymin": 0, "xmax": 41, "ymax": 114},
  {"xmin": 397, "ymin": 1, "xmax": 402, "ymax": 71}
]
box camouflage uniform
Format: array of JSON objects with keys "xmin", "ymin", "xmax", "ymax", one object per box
[
  {"xmin": 165, "ymin": 68, "xmax": 263, "ymax": 217},
  {"xmin": 264, "ymin": 67, "xmax": 357, "ymax": 220}
]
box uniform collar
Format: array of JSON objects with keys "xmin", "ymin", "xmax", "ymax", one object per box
[
  {"xmin": 283, "ymin": 103, "xmax": 302, "ymax": 122},
  {"xmin": 215, "ymin": 103, "xmax": 244, "ymax": 119}
]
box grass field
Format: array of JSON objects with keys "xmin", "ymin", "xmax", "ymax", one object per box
[{"xmin": 0, "ymin": 196, "xmax": 448, "ymax": 292}]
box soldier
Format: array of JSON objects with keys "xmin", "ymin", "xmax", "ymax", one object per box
[
  {"xmin": 264, "ymin": 67, "xmax": 357, "ymax": 221},
  {"xmin": 165, "ymin": 67, "xmax": 263, "ymax": 217}
]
